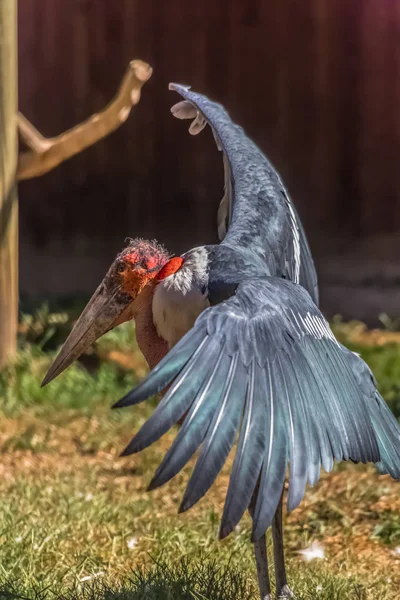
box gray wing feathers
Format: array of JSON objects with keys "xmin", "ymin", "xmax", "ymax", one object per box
[
  {"xmin": 170, "ymin": 84, "xmax": 319, "ymax": 303},
  {"xmin": 342, "ymin": 347, "xmax": 400, "ymax": 479},
  {"xmin": 114, "ymin": 277, "xmax": 393, "ymax": 539},
  {"xmin": 180, "ymin": 355, "xmax": 247, "ymax": 512}
]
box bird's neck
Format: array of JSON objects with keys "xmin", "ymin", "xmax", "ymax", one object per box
[{"xmin": 132, "ymin": 281, "xmax": 169, "ymax": 370}]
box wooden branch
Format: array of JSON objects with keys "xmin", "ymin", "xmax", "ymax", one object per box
[
  {"xmin": 17, "ymin": 59, "xmax": 152, "ymax": 181},
  {"xmin": 17, "ymin": 112, "xmax": 51, "ymax": 153}
]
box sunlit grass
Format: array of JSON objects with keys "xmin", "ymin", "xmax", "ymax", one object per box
[{"xmin": 0, "ymin": 313, "xmax": 398, "ymax": 598}]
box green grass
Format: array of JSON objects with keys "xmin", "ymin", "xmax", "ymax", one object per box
[
  {"xmin": 0, "ymin": 312, "xmax": 398, "ymax": 598},
  {"xmin": 0, "ymin": 560, "xmax": 371, "ymax": 600},
  {"xmin": 373, "ymin": 513, "xmax": 400, "ymax": 545}
]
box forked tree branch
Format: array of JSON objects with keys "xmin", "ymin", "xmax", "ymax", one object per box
[{"xmin": 17, "ymin": 59, "xmax": 152, "ymax": 180}]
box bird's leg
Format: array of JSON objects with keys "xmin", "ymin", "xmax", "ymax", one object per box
[
  {"xmin": 272, "ymin": 494, "xmax": 294, "ymax": 598},
  {"xmin": 249, "ymin": 486, "xmax": 272, "ymax": 600},
  {"xmin": 253, "ymin": 533, "xmax": 273, "ymax": 600}
]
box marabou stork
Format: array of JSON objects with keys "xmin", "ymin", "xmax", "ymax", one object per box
[{"xmin": 43, "ymin": 85, "xmax": 400, "ymax": 599}]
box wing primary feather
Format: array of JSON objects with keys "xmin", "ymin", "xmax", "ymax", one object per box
[
  {"xmin": 370, "ymin": 393, "xmax": 400, "ymax": 478},
  {"xmin": 322, "ymin": 340, "xmax": 368, "ymax": 461},
  {"xmin": 341, "ymin": 348, "xmax": 398, "ymax": 473},
  {"xmin": 220, "ymin": 361, "xmax": 267, "ymax": 539},
  {"xmin": 120, "ymin": 338, "xmax": 221, "ymax": 456},
  {"xmin": 148, "ymin": 348, "xmax": 230, "ymax": 491},
  {"xmin": 302, "ymin": 338, "xmax": 349, "ymax": 461},
  {"xmin": 293, "ymin": 347, "xmax": 336, "ymax": 471},
  {"xmin": 179, "ymin": 354, "xmax": 247, "ymax": 512},
  {"xmin": 306, "ymin": 337, "xmax": 375, "ymax": 464},
  {"xmin": 276, "ymin": 353, "xmax": 308, "ymax": 513},
  {"xmin": 251, "ymin": 360, "xmax": 287, "ymax": 542},
  {"xmin": 287, "ymin": 348, "xmax": 322, "ymax": 486},
  {"xmin": 113, "ymin": 331, "xmax": 207, "ymax": 408},
  {"xmin": 327, "ymin": 340, "xmax": 379, "ymax": 463}
]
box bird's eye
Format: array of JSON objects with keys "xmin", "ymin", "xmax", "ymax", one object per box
[{"xmin": 117, "ymin": 263, "xmax": 126, "ymax": 273}]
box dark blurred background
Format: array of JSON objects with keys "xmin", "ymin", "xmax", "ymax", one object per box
[{"xmin": 18, "ymin": 0, "xmax": 400, "ymax": 323}]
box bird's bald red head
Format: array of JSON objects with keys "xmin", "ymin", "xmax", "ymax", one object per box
[{"xmin": 116, "ymin": 238, "xmax": 170, "ymax": 297}]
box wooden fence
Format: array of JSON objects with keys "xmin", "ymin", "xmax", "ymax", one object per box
[{"xmin": 17, "ymin": 0, "xmax": 400, "ymax": 318}]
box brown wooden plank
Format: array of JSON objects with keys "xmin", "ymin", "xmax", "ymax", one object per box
[
  {"xmin": 392, "ymin": 0, "xmax": 400, "ymax": 229},
  {"xmin": 15, "ymin": 0, "xmax": 400, "ymax": 301},
  {"xmin": 359, "ymin": 0, "xmax": 392, "ymax": 234},
  {"xmin": 0, "ymin": 0, "xmax": 18, "ymax": 365}
]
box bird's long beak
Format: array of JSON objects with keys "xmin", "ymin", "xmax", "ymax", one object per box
[{"xmin": 41, "ymin": 283, "xmax": 133, "ymax": 387}]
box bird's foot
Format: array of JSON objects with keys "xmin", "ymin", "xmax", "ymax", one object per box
[{"xmin": 276, "ymin": 584, "xmax": 294, "ymax": 598}]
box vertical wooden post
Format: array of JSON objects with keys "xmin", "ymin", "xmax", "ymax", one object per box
[{"xmin": 0, "ymin": 0, "xmax": 18, "ymax": 367}]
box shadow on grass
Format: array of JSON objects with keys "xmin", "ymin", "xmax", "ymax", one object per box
[
  {"xmin": 0, "ymin": 559, "xmax": 256, "ymax": 600},
  {"xmin": 66, "ymin": 559, "xmax": 255, "ymax": 600},
  {"xmin": 0, "ymin": 557, "xmax": 371, "ymax": 600}
]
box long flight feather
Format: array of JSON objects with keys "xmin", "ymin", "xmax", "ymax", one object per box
[
  {"xmin": 220, "ymin": 361, "xmax": 267, "ymax": 539},
  {"xmin": 179, "ymin": 355, "xmax": 247, "ymax": 512},
  {"xmin": 120, "ymin": 339, "xmax": 221, "ymax": 456},
  {"xmin": 251, "ymin": 359, "xmax": 288, "ymax": 541},
  {"xmin": 148, "ymin": 349, "xmax": 230, "ymax": 491},
  {"xmin": 113, "ymin": 330, "xmax": 207, "ymax": 408}
]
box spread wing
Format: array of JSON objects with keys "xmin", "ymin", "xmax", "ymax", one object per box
[
  {"xmin": 170, "ymin": 84, "xmax": 319, "ymax": 304},
  {"xmin": 113, "ymin": 277, "xmax": 388, "ymax": 541},
  {"xmin": 343, "ymin": 347, "xmax": 400, "ymax": 480}
]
